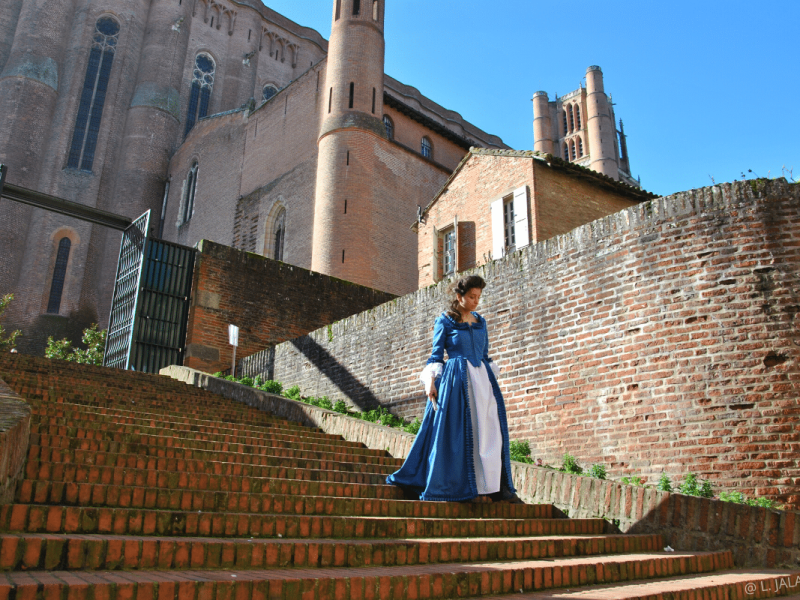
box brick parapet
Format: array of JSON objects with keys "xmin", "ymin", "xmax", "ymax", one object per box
[
  {"xmin": 0, "ymin": 375, "xmax": 30, "ymax": 505},
  {"xmin": 242, "ymin": 178, "xmax": 800, "ymax": 507},
  {"xmin": 164, "ymin": 363, "xmax": 800, "ymax": 569}
]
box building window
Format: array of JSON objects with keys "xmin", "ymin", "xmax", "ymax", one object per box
[
  {"xmin": 570, "ymin": 140, "xmax": 576, "ymax": 160},
  {"xmin": 383, "ymin": 115, "xmax": 393, "ymax": 139},
  {"xmin": 562, "ymin": 110, "xmax": 568, "ymax": 136},
  {"xmin": 182, "ymin": 162, "xmax": 198, "ymax": 224},
  {"xmin": 563, "ymin": 142, "xmax": 569, "ymax": 161},
  {"xmin": 575, "ymin": 105, "xmax": 582, "ymax": 129},
  {"xmin": 443, "ymin": 228, "xmax": 456, "ymax": 275},
  {"xmin": 421, "ymin": 136, "xmax": 432, "ymax": 159},
  {"xmin": 349, "ymin": 82, "xmax": 354, "ymax": 109},
  {"xmin": 372, "ymin": 0, "xmax": 379, "ymax": 20},
  {"xmin": 184, "ymin": 53, "xmax": 216, "ymax": 137},
  {"xmin": 273, "ymin": 208, "xmax": 285, "ymax": 261},
  {"xmin": 335, "ymin": 0, "xmax": 341, "ymax": 20},
  {"xmin": 503, "ymin": 197, "xmax": 515, "ymax": 251},
  {"xmin": 262, "ymin": 85, "xmax": 278, "ymax": 102},
  {"xmin": 353, "ymin": 0, "xmax": 361, "ymax": 16},
  {"xmin": 66, "ymin": 16, "xmax": 120, "ymax": 172},
  {"xmin": 47, "ymin": 237, "xmax": 72, "ymax": 314},
  {"xmin": 577, "ymin": 136, "xmax": 584, "ymax": 157},
  {"xmin": 569, "ymin": 105, "xmax": 575, "ymax": 132}
]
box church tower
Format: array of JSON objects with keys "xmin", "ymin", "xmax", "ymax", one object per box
[
  {"xmin": 585, "ymin": 65, "xmax": 618, "ymax": 180},
  {"xmin": 311, "ymin": 0, "xmax": 387, "ymax": 287}
]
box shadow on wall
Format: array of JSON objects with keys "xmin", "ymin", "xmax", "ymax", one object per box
[
  {"xmin": 17, "ymin": 305, "xmax": 99, "ymax": 356},
  {"xmin": 290, "ymin": 335, "xmax": 381, "ymax": 411}
]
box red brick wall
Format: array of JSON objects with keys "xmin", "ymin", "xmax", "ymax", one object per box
[
  {"xmin": 183, "ymin": 239, "xmax": 396, "ymax": 374},
  {"xmin": 259, "ymin": 179, "xmax": 800, "ymax": 508}
]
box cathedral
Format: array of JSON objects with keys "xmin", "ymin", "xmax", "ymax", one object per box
[{"xmin": 0, "ymin": 0, "xmax": 635, "ymax": 353}]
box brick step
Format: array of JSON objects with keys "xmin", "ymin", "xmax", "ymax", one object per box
[
  {"xmin": 28, "ymin": 445, "xmax": 399, "ymax": 478},
  {"xmin": 0, "ymin": 532, "xmax": 664, "ymax": 572},
  {"xmin": 0, "ymin": 551, "xmax": 733, "ymax": 600},
  {"xmin": 26, "ymin": 398, "xmax": 308, "ymax": 432},
  {"xmin": 26, "ymin": 458, "xmax": 394, "ymax": 488},
  {"xmin": 0, "ymin": 504, "xmax": 601, "ymax": 539},
  {"xmin": 28, "ymin": 431, "xmax": 400, "ymax": 466},
  {"xmin": 479, "ymin": 570, "xmax": 800, "ymax": 599},
  {"xmin": 28, "ymin": 402, "xmax": 329, "ymax": 439},
  {"xmin": 30, "ymin": 413, "xmax": 374, "ymax": 453},
  {"xmin": 15, "ymin": 481, "xmax": 547, "ymax": 520}
]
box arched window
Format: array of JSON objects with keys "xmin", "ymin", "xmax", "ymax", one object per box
[
  {"xmin": 272, "ymin": 207, "xmax": 286, "ymax": 261},
  {"xmin": 262, "ymin": 84, "xmax": 278, "ymax": 102},
  {"xmin": 568, "ymin": 105, "xmax": 575, "ymax": 133},
  {"xmin": 575, "ymin": 105, "xmax": 582, "ymax": 129},
  {"xmin": 383, "ymin": 115, "xmax": 393, "ymax": 140},
  {"xmin": 67, "ymin": 16, "xmax": 120, "ymax": 172},
  {"xmin": 421, "ymin": 136, "xmax": 432, "ymax": 159},
  {"xmin": 353, "ymin": 0, "xmax": 361, "ymax": 16},
  {"xmin": 372, "ymin": 0, "xmax": 379, "ymax": 20},
  {"xmin": 570, "ymin": 140, "xmax": 576, "ymax": 160},
  {"xmin": 47, "ymin": 237, "xmax": 72, "ymax": 314},
  {"xmin": 184, "ymin": 53, "xmax": 216, "ymax": 137},
  {"xmin": 562, "ymin": 110, "xmax": 568, "ymax": 136},
  {"xmin": 563, "ymin": 142, "xmax": 569, "ymax": 161},
  {"xmin": 182, "ymin": 162, "xmax": 198, "ymax": 224},
  {"xmin": 577, "ymin": 136, "xmax": 584, "ymax": 157}
]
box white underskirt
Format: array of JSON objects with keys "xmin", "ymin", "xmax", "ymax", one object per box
[{"xmin": 465, "ymin": 362, "xmax": 502, "ymax": 495}]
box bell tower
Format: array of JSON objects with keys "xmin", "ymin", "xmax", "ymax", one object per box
[{"xmin": 311, "ymin": 0, "xmax": 387, "ymax": 287}]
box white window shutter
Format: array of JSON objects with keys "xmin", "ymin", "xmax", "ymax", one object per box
[
  {"xmin": 513, "ymin": 186, "xmax": 530, "ymax": 249},
  {"xmin": 453, "ymin": 215, "xmax": 459, "ymax": 273},
  {"xmin": 491, "ymin": 198, "xmax": 504, "ymax": 260},
  {"xmin": 432, "ymin": 225, "xmax": 439, "ymax": 282}
]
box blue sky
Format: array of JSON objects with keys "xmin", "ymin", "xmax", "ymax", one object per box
[{"xmin": 266, "ymin": 1, "xmax": 798, "ymax": 197}]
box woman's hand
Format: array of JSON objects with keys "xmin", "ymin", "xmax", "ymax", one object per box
[{"xmin": 428, "ymin": 387, "xmax": 438, "ymax": 411}]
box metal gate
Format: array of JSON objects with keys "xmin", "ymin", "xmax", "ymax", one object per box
[{"xmin": 104, "ymin": 211, "xmax": 196, "ymax": 372}]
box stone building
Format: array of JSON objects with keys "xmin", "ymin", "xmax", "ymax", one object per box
[
  {"xmin": 414, "ymin": 148, "xmax": 655, "ymax": 288},
  {"xmin": 0, "ymin": 0, "xmax": 637, "ymax": 354}
]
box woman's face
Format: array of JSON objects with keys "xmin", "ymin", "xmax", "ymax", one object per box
[{"xmin": 457, "ymin": 287, "xmax": 482, "ymax": 313}]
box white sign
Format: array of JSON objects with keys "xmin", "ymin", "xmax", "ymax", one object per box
[{"xmin": 228, "ymin": 324, "xmax": 239, "ymax": 347}]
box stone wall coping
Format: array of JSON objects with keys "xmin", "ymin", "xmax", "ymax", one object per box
[
  {"xmin": 0, "ymin": 376, "xmax": 31, "ymax": 505},
  {"xmin": 163, "ymin": 363, "xmax": 799, "ymax": 569}
]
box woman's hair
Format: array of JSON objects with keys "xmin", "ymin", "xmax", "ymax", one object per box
[{"xmin": 446, "ymin": 275, "xmax": 486, "ymax": 321}]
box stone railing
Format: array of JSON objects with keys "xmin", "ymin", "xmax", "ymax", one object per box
[
  {"xmin": 0, "ymin": 377, "xmax": 31, "ymax": 505},
  {"xmin": 163, "ymin": 364, "xmax": 800, "ymax": 569}
]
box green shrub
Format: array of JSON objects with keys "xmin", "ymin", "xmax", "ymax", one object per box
[
  {"xmin": 656, "ymin": 472, "xmax": 673, "ymax": 493},
  {"xmin": 317, "ymin": 396, "xmax": 333, "ymax": 410},
  {"xmin": 238, "ymin": 376, "xmax": 254, "ymax": 387},
  {"xmin": 509, "ymin": 440, "xmax": 535, "ymax": 464},
  {"xmin": 561, "ymin": 453, "xmax": 582, "ymax": 475},
  {"xmin": 45, "ymin": 324, "xmax": 106, "ymax": 365},
  {"xmin": 213, "ymin": 372, "xmax": 223, "ymax": 377},
  {"xmin": 678, "ymin": 473, "xmax": 714, "ymax": 498},
  {"xmin": 333, "ymin": 400, "xmax": 349, "ymax": 414},
  {"xmin": 621, "ymin": 475, "xmax": 645, "ymax": 487},
  {"xmin": 0, "ymin": 294, "xmax": 21, "ymax": 352},
  {"xmin": 402, "ymin": 418, "xmax": 422, "ymax": 435},
  {"xmin": 588, "ymin": 464, "xmax": 607, "ymax": 480},
  {"xmin": 284, "ymin": 385, "xmax": 301, "ymax": 400},
  {"xmin": 258, "ymin": 380, "xmax": 283, "ymax": 394},
  {"xmin": 718, "ymin": 490, "xmax": 780, "ymax": 509}
]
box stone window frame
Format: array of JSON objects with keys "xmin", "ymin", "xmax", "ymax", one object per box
[
  {"xmin": 262, "ymin": 83, "xmax": 279, "ymax": 103},
  {"xmin": 265, "ymin": 201, "xmax": 287, "ymax": 261},
  {"xmin": 421, "ymin": 136, "xmax": 433, "ymax": 159},
  {"xmin": 184, "ymin": 52, "xmax": 216, "ymax": 137},
  {"xmin": 490, "ymin": 186, "xmax": 530, "ymax": 260},
  {"xmin": 43, "ymin": 228, "xmax": 80, "ymax": 316},
  {"xmin": 383, "ymin": 115, "xmax": 394, "ymax": 140},
  {"xmin": 66, "ymin": 14, "xmax": 121, "ymax": 173},
  {"xmin": 179, "ymin": 161, "xmax": 199, "ymax": 226}
]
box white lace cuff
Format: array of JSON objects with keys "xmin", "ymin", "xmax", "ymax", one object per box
[
  {"xmin": 489, "ymin": 361, "xmax": 500, "ymax": 378},
  {"xmin": 420, "ymin": 362, "xmax": 444, "ymax": 396}
]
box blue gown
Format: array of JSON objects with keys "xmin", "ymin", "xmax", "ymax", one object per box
[{"xmin": 386, "ymin": 312, "xmax": 516, "ymax": 502}]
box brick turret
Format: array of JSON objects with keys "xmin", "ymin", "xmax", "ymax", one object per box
[
  {"xmin": 532, "ymin": 90, "xmax": 554, "ymax": 155},
  {"xmin": 585, "ymin": 65, "xmax": 618, "ymax": 180},
  {"xmin": 311, "ymin": 0, "xmax": 387, "ymax": 287}
]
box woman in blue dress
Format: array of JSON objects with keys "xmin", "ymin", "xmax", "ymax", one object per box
[{"xmin": 387, "ymin": 275, "xmax": 520, "ymax": 503}]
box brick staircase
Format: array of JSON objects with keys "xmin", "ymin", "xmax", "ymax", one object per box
[{"xmin": 1, "ymin": 354, "xmax": 798, "ymax": 600}]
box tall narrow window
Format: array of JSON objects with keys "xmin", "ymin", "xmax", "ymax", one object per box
[
  {"xmin": 262, "ymin": 84, "xmax": 278, "ymax": 102},
  {"xmin": 577, "ymin": 137, "xmax": 584, "ymax": 157},
  {"xmin": 373, "ymin": 0, "xmax": 379, "ymax": 20},
  {"xmin": 273, "ymin": 208, "xmax": 285, "ymax": 261},
  {"xmin": 348, "ymin": 82, "xmax": 354, "ymax": 109},
  {"xmin": 421, "ymin": 136, "xmax": 432, "ymax": 159},
  {"xmin": 47, "ymin": 237, "xmax": 72, "ymax": 314},
  {"xmin": 562, "ymin": 110, "xmax": 568, "ymax": 136},
  {"xmin": 443, "ymin": 228, "xmax": 456, "ymax": 275},
  {"xmin": 568, "ymin": 105, "xmax": 575, "ymax": 132},
  {"xmin": 503, "ymin": 197, "xmax": 515, "ymax": 251},
  {"xmin": 371, "ymin": 87, "xmax": 375, "ymax": 113},
  {"xmin": 67, "ymin": 16, "xmax": 120, "ymax": 172},
  {"xmin": 184, "ymin": 53, "xmax": 216, "ymax": 137},
  {"xmin": 335, "ymin": 0, "xmax": 341, "ymax": 20},
  {"xmin": 570, "ymin": 140, "xmax": 576, "ymax": 160},
  {"xmin": 575, "ymin": 105, "xmax": 582, "ymax": 129},
  {"xmin": 182, "ymin": 162, "xmax": 198, "ymax": 224},
  {"xmin": 328, "ymin": 87, "xmax": 332, "ymax": 113},
  {"xmin": 353, "ymin": 0, "xmax": 361, "ymax": 16},
  {"xmin": 563, "ymin": 142, "xmax": 569, "ymax": 161},
  {"xmin": 383, "ymin": 115, "xmax": 393, "ymax": 140}
]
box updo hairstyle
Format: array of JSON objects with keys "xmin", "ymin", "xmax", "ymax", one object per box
[{"xmin": 446, "ymin": 275, "xmax": 486, "ymax": 322}]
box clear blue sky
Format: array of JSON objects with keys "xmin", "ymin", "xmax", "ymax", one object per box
[{"xmin": 266, "ymin": 1, "xmax": 798, "ymax": 197}]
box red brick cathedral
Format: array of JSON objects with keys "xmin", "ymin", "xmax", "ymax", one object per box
[{"xmin": 0, "ymin": 0, "xmax": 634, "ymax": 352}]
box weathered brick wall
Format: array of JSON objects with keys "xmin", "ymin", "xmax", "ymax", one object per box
[
  {"xmin": 252, "ymin": 179, "xmax": 800, "ymax": 507},
  {"xmin": 0, "ymin": 376, "xmax": 30, "ymax": 505},
  {"xmin": 183, "ymin": 239, "xmax": 396, "ymax": 374}
]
